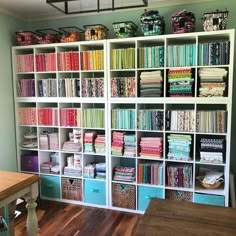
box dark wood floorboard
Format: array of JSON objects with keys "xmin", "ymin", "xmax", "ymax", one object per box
[{"xmin": 14, "ymin": 199, "xmax": 142, "ymax": 236}]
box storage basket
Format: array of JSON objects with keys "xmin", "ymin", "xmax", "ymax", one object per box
[
  {"xmin": 202, "ymin": 9, "xmax": 229, "ymax": 31},
  {"xmin": 171, "ymin": 9, "xmax": 195, "ymax": 34},
  {"xmin": 61, "ymin": 177, "xmax": 82, "ymax": 201},
  {"xmin": 84, "ymin": 24, "xmax": 108, "ymax": 41},
  {"xmin": 59, "ymin": 26, "xmax": 84, "ymax": 42},
  {"xmin": 36, "ymin": 28, "xmax": 62, "ymax": 44},
  {"xmin": 112, "ymin": 21, "xmax": 137, "ymax": 38},
  {"xmin": 112, "ymin": 183, "xmax": 136, "ymax": 209},
  {"xmin": 16, "ymin": 31, "xmax": 38, "ymax": 46},
  {"xmin": 140, "ymin": 10, "xmax": 165, "ymax": 36},
  {"xmin": 166, "ymin": 190, "xmax": 193, "ymax": 202}
]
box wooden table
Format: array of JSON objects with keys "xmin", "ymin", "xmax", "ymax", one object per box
[
  {"xmin": 134, "ymin": 198, "xmax": 236, "ymax": 236},
  {"xmin": 0, "ymin": 171, "xmax": 39, "ymax": 236}
]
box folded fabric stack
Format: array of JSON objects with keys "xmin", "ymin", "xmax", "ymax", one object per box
[
  {"xmin": 200, "ymin": 137, "xmax": 225, "ymax": 163},
  {"xmin": 123, "ymin": 134, "xmax": 136, "ymax": 157},
  {"xmin": 198, "ymin": 68, "xmax": 227, "ymax": 97},
  {"xmin": 111, "ymin": 131, "xmax": 125, "ymax": 156},
  {"xmin": 84, "ymin": 163, "xmax": 96, "ymax": 178},
  {"xmin": 95, "ymin": 134, "xmax": 106, "ymax": 154},
  {"xmin": 167, "ymin": 134, "xmax": 192, "ymax": 161},
  {"xmin": 95, "ymin": 162, "xmax": 106, "ymax": 180},
  {"xmin": 139, "ymin": 136, "xmax": 163, "ymax": 158},
  {"xmin": 168, "ymin": 68, "xmax": 194, "ymax": 97},
  {"xmin": 84, "ymin": 131, "xmax": 97, "ymax": 153},
  {"xmin": 113, "ymin": 166, "xmax": 135, "ymax": 182},
  {"xmin": 139, "ymin": 71, "xmax": 163, "ymax": 97}
]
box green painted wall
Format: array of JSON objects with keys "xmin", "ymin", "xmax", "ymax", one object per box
[{"xmin": 0, "ymin": 12, "xmax": 25, "ymax": 171}]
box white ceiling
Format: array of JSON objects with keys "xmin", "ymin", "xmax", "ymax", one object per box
[{"xmin": 0, "ymin": 0, "xmax": 215, "ymax": 20}]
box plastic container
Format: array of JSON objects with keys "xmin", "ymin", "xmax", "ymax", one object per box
[
  {"xmin": 112, "ymin": 21, "xmax": 137, "ymax": 38},
  {"xmin": 84, "ymin": 24, "xmax": 108, "ymax": 41},
  {"xmin": 59, "ymin": 26, "xmax": 84, "ymax": 42},
  {"xmin": 202, "ymin": 9, "xmax": 229, "ymax": 31},
  {"xmin": 140, "ymin": 10, "xmax": 165, "ymax": 36},
  {"xmin": 15, "ymin": 31, "xmax": 38, "ymax": 46},
  {"xmin": 36, "ymin": 28, "xmax": 62, "ymax": 44}
]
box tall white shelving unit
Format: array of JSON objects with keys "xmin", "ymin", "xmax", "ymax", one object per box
[{"xmin": 12, "ymin": 29, "xmax": 234, "ymax": 213}]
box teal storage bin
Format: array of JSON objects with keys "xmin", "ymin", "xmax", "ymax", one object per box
[
  {"xmin": 194, "ymin": 193, "xmax": 225, "ymax": 206},
  {"xmin": 84, "ymin": 180, "xmax": 106, "ymax": 206},
  {"xmin": 40, "ymin": 175, "xmax": 61, "ymax": 199},
  {"xmin": 138, "ymin": 186, "xmax": 164, "ymax": 211}
]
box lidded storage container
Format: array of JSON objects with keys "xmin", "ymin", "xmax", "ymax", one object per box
[
  {"xmin": 84, "ymin": 24, "xmax": 108, "ymax": 41},
  {"xmin": 112, "ymin": 21, "xmax": 137, "ymax": 38},
  {"xmin": 140, "ymin": 10, "xmax": 165, "ymax": 36},
  {"xmin": 16, "ymin": 31, "xmax": 38, "ymax": 46},
  {"xmin": 36, "ymin": 28, "xmax": 61, "ymax": 44},
  {"xmin": 202, "ymin": 9, "xmax": 229, "ymax": 31},
  {"xmin": 171, "ymin": 9, "xmax": 195, "ymax": 34},
  {"xmin": 59, "ymin": 26, "xmax": 84, "ymax": 42}
]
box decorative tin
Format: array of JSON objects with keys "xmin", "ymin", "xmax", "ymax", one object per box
[
  {"xmin": 202, "ymin": 9, "xmax": 229, "ymax": 31},
  {"xmin": 171, "ymin": 9, "xmax": 195, "ymax": 34},
  {"xmin": 140, "ymin": 10, "xmax": 165, "ymax": 36},
  {"xmin": 112, "ymin": 21, "xmax": 138, "ymax": 38},
  {"xmin": 84, "ymin": 24, "xmax": 108, "ymax": 41}
]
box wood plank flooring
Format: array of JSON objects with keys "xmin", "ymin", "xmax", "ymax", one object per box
[{"xmin": 14, "ymin": 199, "xmax": 142, "ymax": 236}]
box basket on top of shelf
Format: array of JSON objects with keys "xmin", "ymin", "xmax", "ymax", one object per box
[
  {"xmin": 112, "ymin": 21, "xmax": 138, "ymax": 38},
  {"xmin": 171, "ymin": 9, "xmax": 195, "ymax": 34},
  {"xmin": 35, "ymin": 28, "xmax": 62, "ymax": 44},
  {"xmin": 15, "ymin": 31, "xmax": 38, "ymax": 46},
  {"xmin": 59, "ymin": 26, "xmax": 84, "ymax": 42},
  {"xmin": 84, "ymin": 24, "xmax": 109, "ymax": 41},
  {"xmin": 202, "ymin": 9, "xmax": 229, "ymax": 31},
  {"xmin": 140, "ymin": 10, "xmax": 165, "ymax": 36}
]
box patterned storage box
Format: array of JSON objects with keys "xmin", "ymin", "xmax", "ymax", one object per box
[
  {"xmin": 84, "ymin": 24, "xmax": 108, "ymax": 41},
  {"xmin": 112, "ymin": 21, "xmax": 137, "ymax": 38},
  {"xmin": 16, "ymin": 31, "xmax": 37, "ymax": 46},
  {"xmin": 61, "ymin": 177, "xmax": 82, "ymax": 201},
  {"xmin": 140, "ymin": 10, "xmax": 165, "ymax": 36},
  {"xmin": 36, "ymin": 28, "xmax": 61, "ymax": 44},
  {"xmin": 166, "ymin": 190, "xmax": 193, "ymax": 202},
  {"xmin": 171, "ymin": 9, "xmax": 195, "ymax": 34},
  {"xmin": 202, "ymin": 9, "xmax": 229, "ymax": 31},
  {"xmin": 112, "ymin": 183, "xmax": 136, "ymax": 209}
]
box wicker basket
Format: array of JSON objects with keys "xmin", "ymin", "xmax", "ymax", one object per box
[
  {"xmin": 61, "ymin": 177, "xmax": 82, "ymax": 201},
  {"xmin": 112, "ymin": 183, "xmax": 136, "ymax": 209},
  {"xmin": 166, "ymin": 190, "xmax": 193, "ymax": 202}
]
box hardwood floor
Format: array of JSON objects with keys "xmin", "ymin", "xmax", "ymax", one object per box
[{"xmin": 14, "ymin": 199, "xmax": 142, "ymax": 236}]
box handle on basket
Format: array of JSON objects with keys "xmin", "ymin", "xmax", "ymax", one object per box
[
  {"xmin": 90, "ymin": 188, "xmax": 99, "ymax": 193},
  {"xmin": 36, "ymin": 28, "xmax": 62, "ymax": 35},
  {"xmin": 58, "ymin": 26, "xmax": 84, "ymax": 33},
  {"xmin": 145, "ymin": 195, "xmax": 153, "ymax": 199},
  {"xmin": 46, "ymin": 184, "xmax": 55, "ymax": 188}
]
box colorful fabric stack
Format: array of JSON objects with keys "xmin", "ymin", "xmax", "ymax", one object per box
[
  {"xmin": 138, "ymin": 109, "xmax": 164, "ymax": 130},
  {"xmin": 95, "ymin": 134, "xmax": 106, "ymax": 154},
  {"xmin": 167, "ymin": 164, "xmax": 192, "ymax": 188},
  {"xmin": 167, "ymin": 134, "xmax": 192, "ymax": 161},
  {"xmin": 84, "ymin": 131, "xmax": 97, "ymax": 153},
  {"xmin": 113, "ymin": 166, "xmax": 135, "ymax": 182},
  {"xmin": 110, "ymin": 77, "xmax": 135, "ymax": 97},
  {"xmin": 139, "ymin": 137, "xmax": 163, "ymax": 158},
  {"xmin": 168, "ymin": 68, "xmax": 194, "ymax": 97},
  {"xmin": 82, "ymin": 78, "xmax": 104, "ymax": 97},
  {"xmin": 95, "ymin": 162, "xmax": 106, "ymax": 180},
  {"xmin": 123, "ymin": 134, "xmax": 136, "ymax": 157},
  {"xmin": 139, "ymin": 71, "xmax": 163, "ymax": 97},
  {"xmin": 138, "ymin": 162, "xmax": 163, "ymax": 185},
  {"xmin": 111, "ymin": 131, "xmax": 125, "ymax": 156},
  {"xmin": 199, "ymin": 68, "xmax": 227, "ymax": 97},
  {"xmin": 84, "ymin": 163, "xmax": 96, "ymax": 178},
  {"xmin": 200, "ymin": 137, "xmax": 225, "ymax": 163}
]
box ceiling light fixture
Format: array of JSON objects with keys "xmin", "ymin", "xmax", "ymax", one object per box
[{"xmin": 46, "ymin": 0, "xmax": 148, "ymax": 15}]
